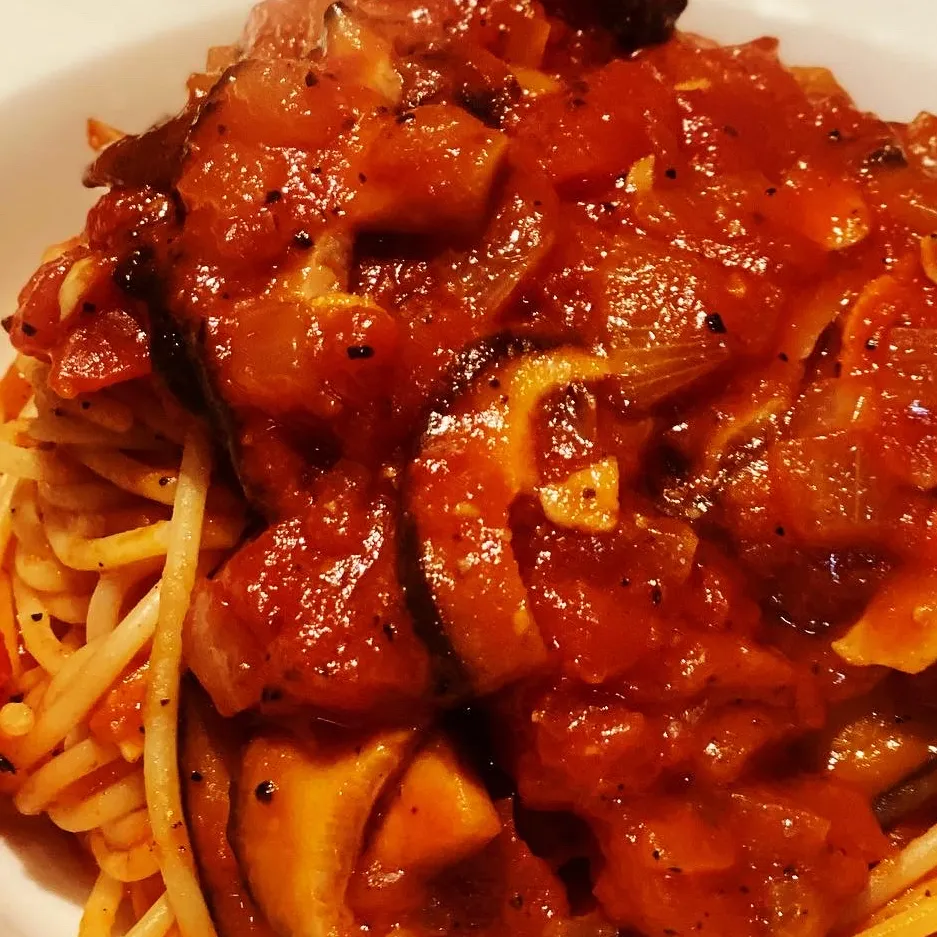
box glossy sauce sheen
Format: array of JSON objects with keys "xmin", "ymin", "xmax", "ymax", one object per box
[{"xmin": 11, "ymin": 0, "xmax": 937, "ymax": 934}]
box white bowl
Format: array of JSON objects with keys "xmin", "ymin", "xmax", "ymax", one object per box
[{"xmin": 0, "ymin": 0, "xmax": 936, "ymax": 934}]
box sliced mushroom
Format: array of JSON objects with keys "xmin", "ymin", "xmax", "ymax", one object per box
[
  {"xmin": 235, "ymin": 729, "xmax": 415, "ymax": 937},
  {"xmin": 180, "ymin": 687, "xmax": 277, "ymax": 937},
  {"xmin": 408, "ymin": 343, "xmax": 717, "ymax": 692}
]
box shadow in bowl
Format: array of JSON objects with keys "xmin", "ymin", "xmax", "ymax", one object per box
[{"xmin": 0, "ymin": 799, "xmax": 95, "ymax": 907}]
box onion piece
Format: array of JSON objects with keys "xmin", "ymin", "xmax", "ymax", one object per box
[{"xmin": 833, "ymin": 569, "xmax": 937, "ymax": 673}]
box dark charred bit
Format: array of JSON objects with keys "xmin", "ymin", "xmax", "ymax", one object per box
[
  {"xmin": 863, "ymin": 142, "xmax": 908, "ymax": 171},
  {"xmin": 455, "ymin": 83, "xmax": 515, "ymax": 130},
  {"xmin": 84, "ymin": 107, "xmax": 198, "ymax": 192},
  {"xmin": 705, "ymin": 313, "xmax": 727, "ymax": 334},
  {"xmin": 541, "ymin": 0, "xmax": 687, "ymax": 52}
]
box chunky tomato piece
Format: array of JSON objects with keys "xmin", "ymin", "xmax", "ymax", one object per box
[
  {"xmin": 50, "ymin": 307, "xmax": 151, "ymax": 398},
  {"xmin": 186, "ymin": 465, "xmax": 432, "ymax": 718},
  {"xmin": 89, "ymin": 661, "xmax": 148, "ymax": 749}
]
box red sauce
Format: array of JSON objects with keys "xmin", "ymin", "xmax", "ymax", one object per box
[{"xmin": 11, "ymin": 0, "xmax": 937, "ymax": 933}]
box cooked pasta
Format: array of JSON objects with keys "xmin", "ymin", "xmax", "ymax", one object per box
[{"xmin": 0, "ymin": 358, "xmax": 239, "ymax": 935}]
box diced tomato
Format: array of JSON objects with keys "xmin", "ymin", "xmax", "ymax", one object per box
[
  {"xmin": 49, "ymin": 307, "xmax": 151, "ymax": 399},
  {"xmin": 89, "ymin": 661, "xmax": 148, "ymax": 748},
  {"xmin": 516, "ymin": 58, "xmax": 679, "ymax": 195}
]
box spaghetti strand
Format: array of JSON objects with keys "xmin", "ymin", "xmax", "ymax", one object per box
[{"xmin": 142, "ymin": 427, "xmax": 218, "ymax": 937}]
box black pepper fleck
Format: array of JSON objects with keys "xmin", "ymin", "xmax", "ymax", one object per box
[
  {"xmin": 347, "ymin": 345, "xmax": 375, "ymax": 360},
  {"xmin": 305, "ymin": 71, "xmax": 319, "ymax": 87},
  {"xmin": 294, "ymin": 230, "xmax": 313, "ymax": 249},
  {"xmin": 778, "ymin": 352, "xmax": 789, "ymax": 362},
  {"xmin": 21, "ymin": 322, "xmax": 37, "ymax": 337},
  {"xmin": 30, "ymin": 612, "xmax": 43, "ymax": 622},
  {"xmin": 255, "ymin": 780, "xmax": 277, "ymax": 803},
  {"xmin": 665, "ymin": 167, "xmax": 678, "ymax": 179},
  {"xmin": 190, "ymin": 771, "xmax": 203, "ymax": 783},
  {"xmin": 509, "ymin": 894, "xmax": 524, "ymax": 910},
  {"xmin": 265, "ymin": 190, "xmax": 282, "ymax": 204},
  {"xmin": 705, "ymin": 313, "xmax": 727, "ymax": 334},
  {"xmin": 0, "ymin": 755, "xmax": 16, "ymax": 775}
]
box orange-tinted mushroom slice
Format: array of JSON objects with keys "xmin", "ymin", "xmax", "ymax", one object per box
[
  {"xmin": 235, "ymin": 729, "xmax": 415, "ymax": 937},
  {"xmin": 409, "ymin": 344, "xmax": 719, "ymax": 692}
]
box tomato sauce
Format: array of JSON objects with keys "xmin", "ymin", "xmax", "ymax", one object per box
[{"xmin": 10, "ymin": 0, "xmax": 937, "ymax": 933}]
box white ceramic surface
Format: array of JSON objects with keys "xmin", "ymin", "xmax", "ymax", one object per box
[{"xmin": 0, "ymin": 0, "xmax": 936, "ymax": 933}]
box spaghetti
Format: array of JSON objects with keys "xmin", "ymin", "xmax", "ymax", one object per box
[{"xmin": 0, "ymin": 358, "xmax": 241, "ymax": 936}]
